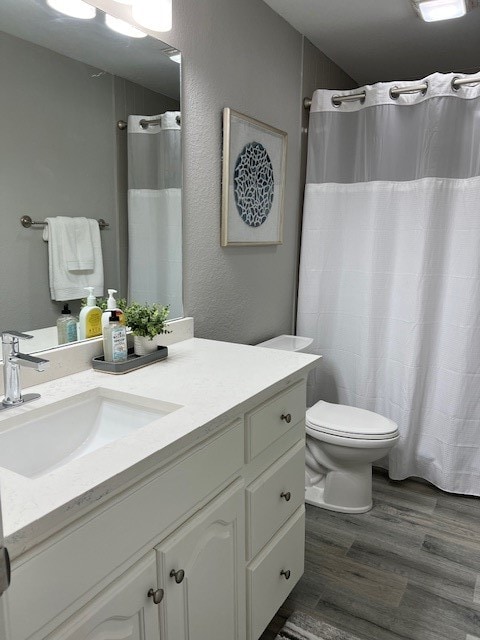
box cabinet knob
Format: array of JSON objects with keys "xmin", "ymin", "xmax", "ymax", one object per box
[
  {"xmin": 280, "ymin": 491, "xmax": 291, "ymax": 502},
  {"xmin": 147, "ymin": 588, "xmax": 164, "ymax": 605},
  {"xmin": 280, "ymin": 569, "xmax": 291, "ymax": 580},
  {"xmin": 281, "ymin": 413, "xmax": 292, "ymax": 424},
  {"xmin": 170, "ymin": 568, "xmax": 185, "ymax": 584}
]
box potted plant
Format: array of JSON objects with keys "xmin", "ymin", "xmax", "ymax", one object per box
[{"xmin": 124, "ymin": 302, "xmax": 171, "ymax": 356}]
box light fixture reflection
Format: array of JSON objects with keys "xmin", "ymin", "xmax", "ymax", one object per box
[
  {"xmin": 46, "ymin": 0, "xmax": 96, "ymax": 19},
  {"xmin": 132, "ymin": 0, "xmax": 172, "ymax": 32},
  {"xmin": 416, "ymin": 0, "xmax": 466, "ymax": 21},
  {"xmin": 105, "ymin": 14, "xmax": 147, "ymax": 38},
  {"xmin": 164, "ymin": 48, "xmax": 181, "ymax": 64}
]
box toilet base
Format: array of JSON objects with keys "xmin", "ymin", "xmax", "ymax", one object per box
[
  {"xmin": 305, "ymin": 484, "xmax": 372, "ymax": 513},
  {"xmin": 305, "ymin": 461, "xmax": 374, "ymax": 514}
]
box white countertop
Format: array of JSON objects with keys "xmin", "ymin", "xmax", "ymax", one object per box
[{"xmin": 0, "ymin": 338, "xmax": 319, "ymax": 558}]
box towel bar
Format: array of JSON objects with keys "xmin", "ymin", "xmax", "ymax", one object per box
[{"xmin": 20, "ymin": 215, "xmax": 109, "ymax": 230}]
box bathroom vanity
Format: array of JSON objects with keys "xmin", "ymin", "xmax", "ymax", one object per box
[{"xmin": 0, "ymin": 338, "xmax": 319, "ymax": 640}]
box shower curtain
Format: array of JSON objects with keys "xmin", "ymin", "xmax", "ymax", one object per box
[
  {"xmin": 127, "ymin": 111, "xmax": 183, "ymax": 318},
  {"xmin": 297, "ymin": 72, "xmax": 480, "ymax": 495}
]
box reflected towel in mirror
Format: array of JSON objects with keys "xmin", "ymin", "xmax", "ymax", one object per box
[{"xmin": 43, "ymin": 216, "xmax": 104, "ymax": 301}]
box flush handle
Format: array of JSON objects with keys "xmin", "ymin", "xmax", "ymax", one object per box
[
  {"xmin": 280, "ymin": 491, "xmax": 291, "ymax": 502},
  {"xmin": 281, "ymin": 413, "xmax": 292, "ymax": 424},
  {"xmin": 280, "ymin": 569, "xmax": 291, "ymax": 580},
  {"xmin": 147, "ymin": 588, "xmax": 164, "ymax": 605},
  {"xmin": 170, "ymin": 568, "xmax": 185, "ymax": 584}
]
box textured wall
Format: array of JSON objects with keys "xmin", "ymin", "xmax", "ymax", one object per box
[
  {"xmin": 92, "ymin": 1, "xmax": 355, "ymax": 345},
  {"xmin": 174, "ymin": 0, "xmax": 304, "ymax": 344}
]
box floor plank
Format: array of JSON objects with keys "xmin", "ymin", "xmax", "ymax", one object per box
[{"xmin": 260, "ymin": 471, "xmax": 480, "ymax": 640}]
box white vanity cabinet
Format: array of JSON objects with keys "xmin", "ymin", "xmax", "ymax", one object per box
[
  {"xmin": 156, "ymin": 481, "xmax": 245, "ymax": 640},
  {"xmin": 47, "ymin": 553, "xmax": 160, "ymax": 640},
  {"xmin": 5, "ymin": 378, "xmax": 308, "ymax": 640},
  {"xmin": 244, "ymin": 381, "xmax": 307, "ymax": 640}
]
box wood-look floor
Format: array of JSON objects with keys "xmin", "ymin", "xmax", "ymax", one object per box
[{"xmin": 260, "ymin": 470, "xmax": 480, "ymax": 640}]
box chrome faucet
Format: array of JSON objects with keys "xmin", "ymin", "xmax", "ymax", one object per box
[{"xmin": 1, "ymin": 331, "xmax": 49, "ymax": 409}]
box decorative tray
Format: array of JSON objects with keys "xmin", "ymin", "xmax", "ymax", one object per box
[{"xmin": 92, "ymin": 346, "xmax": 168, "ymax": 374}]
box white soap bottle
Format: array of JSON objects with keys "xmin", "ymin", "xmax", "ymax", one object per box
[
  {"xmin": 78, "ymin": 287, "xmax": 102, "ymax": 340},
  {"xmin": 102, "ymin": 289, "xmax": 125, "ymax": 334},
  {"xmin": 103, "ymin": 312, "xmax": 128, "ymax": 363}
]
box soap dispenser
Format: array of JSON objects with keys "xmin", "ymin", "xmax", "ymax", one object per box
[
  {"xmin": 103, "ymin": 311, "xmax": 128, "ymax": 363},
  {"xmin": 57, "ymin": 304, "xmax": 78, "ymax": 344},
  {"xmin": 78, "ymin": 287, "xmax": 102, "ymax": 340},
  {"xmin": 102, "ymin": 289, "xmax": 125, "ymax": 333}
]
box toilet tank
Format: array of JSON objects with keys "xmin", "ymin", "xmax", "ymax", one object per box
[{"xmin": 256, "ymin": 335, "xmax": 313, "ymax": 353}]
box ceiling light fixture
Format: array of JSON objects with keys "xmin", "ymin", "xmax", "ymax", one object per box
[
  {"xmin": 105, "ymin": 14, "xmax": 147, "ymax": 37},
  {"xmin": 46, "ymin": 0, "xmax": 96, "ymax": 19},
  {"xmin": 132, "ymin": 0, "xmax": 172, "ymax": 32},
  {"xmin": 414, "ymin": 0, "xmax": 467, "ymax": 21}
]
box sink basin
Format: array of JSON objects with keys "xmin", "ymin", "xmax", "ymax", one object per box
[{"xmin": 0, "ymin": 388, "xmax": 181, "ymax": 479}]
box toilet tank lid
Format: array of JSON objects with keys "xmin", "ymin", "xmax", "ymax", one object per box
[
  {"xmin": 306, "ymin": 401, "xmax": 398, "ymax": 439},
  {"xmin": 256, "ymin": 335, "xmax": 313, "ymax": 352}
]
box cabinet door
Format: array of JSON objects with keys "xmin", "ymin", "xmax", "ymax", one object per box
[
  {"xmin": 156, "ymin": 480, "xmax": 245, "ymax": 640},
  {"xmin": 48, "ymin": 552, "xmax": 161, "ymax": 640}
]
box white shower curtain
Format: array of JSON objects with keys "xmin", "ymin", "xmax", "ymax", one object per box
[
  {"xmin": 128, "ymin": 112, "xmax": 183, "ymax": 318},
  {"xmin": 297, "ymin": 72, "xmax": 480, "ymax": 495}
]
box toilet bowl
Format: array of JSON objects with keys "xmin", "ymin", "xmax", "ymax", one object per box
[
  {"xmin": 256, "ymin": 335, "xmax": 399, "ymax": 514},
  {"xmin": 305, "ymin": 401, "xmax": 399, "ymax": 513}
]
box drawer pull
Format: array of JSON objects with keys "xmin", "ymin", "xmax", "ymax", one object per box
[
  {"xmin": 281, "ymin": 413, "xmax": 292, "ymax": 424},
  {"xmin": 170, "ymin": 568, "xmax": 185, "ymax": 584},
  {"xmin": 280, "ymin": 491, "xmax": 291, "ymax": 502},
  {"xmin": 147, "ymin": 588, "xmax": 164, "ymax": 605},
  {"xmin": 280, "ymin": 569, "xmax": 291, "ymax": 580}
]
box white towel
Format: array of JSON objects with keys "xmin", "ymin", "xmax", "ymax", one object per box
[
  {"xmin": 43, "ymin": 216, "xmax": 104, "ymax": 301},
  {"xmin": 63, "ymin": 217, "xmax": 95, "ymax": 271}
]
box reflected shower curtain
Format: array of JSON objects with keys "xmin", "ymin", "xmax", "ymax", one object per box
[
  {"xmin": 128, "ymin": 112, "xmax": 182, "ymax": 318},
  {"xmin": 297, "ymin": 72, "xmax": 480, "ymax": 495}
]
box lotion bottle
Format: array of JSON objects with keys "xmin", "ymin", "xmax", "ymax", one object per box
[
  {"xmin": 102, "ymin": 289, "xmax": 125, "ymax": 333},
  {"xmin": 103, "ymin": 312, "xmax": 128, "ymax": 363},
  {"xmin": 78, "ymin": 287, "xmax": 102, "ymax": 340}
]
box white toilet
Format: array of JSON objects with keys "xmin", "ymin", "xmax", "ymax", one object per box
[{"xmin": 257, "ymin": 335, "xmax": 399, "ymax": 514}]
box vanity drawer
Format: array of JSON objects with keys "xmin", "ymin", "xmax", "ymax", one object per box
[
  {"xmin": 8, "ymin": 421, "xmax": 244, "ymax": 640},
  {"xmin": 245, "ymin": 382, "xmax": 306, "ymax": 461},
  {"xmin": 246, "ymin": 440, "xmax": 305, "ymax": 560},
  {"xmin": 247, "ymin": 506, "xmax": 305, "ymax": 640}
]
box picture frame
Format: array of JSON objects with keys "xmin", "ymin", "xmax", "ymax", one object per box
[{"xmin": 221, "ymin": 108, "xmax": 287, "ymax": 247}]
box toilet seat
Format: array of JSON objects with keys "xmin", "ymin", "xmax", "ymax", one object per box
[{"xmin": 306, "ymin": 400, "xmax": 399, "ymax": 440}]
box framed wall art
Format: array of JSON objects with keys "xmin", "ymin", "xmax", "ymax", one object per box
[{"xmin": 221, "ymin": 108, "xmax": 287, "ymax": 246}]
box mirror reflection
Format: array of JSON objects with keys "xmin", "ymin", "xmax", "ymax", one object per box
[{"xmin": 0, "ymin": 0, "xmax": 182, "ymax": 354}]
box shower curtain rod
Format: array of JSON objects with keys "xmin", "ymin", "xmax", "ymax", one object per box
[
  {"xmin": 303, "ymin": 75, "xmax": 480, "ymax": 109},
  {"xmin": 117, "ymin": 114, "xmax": 181, "ymax": 130}
]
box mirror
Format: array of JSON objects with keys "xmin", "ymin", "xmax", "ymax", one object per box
[{"xmin": 0, "ymin": 0, "xmax": 182, "ymax": 354}]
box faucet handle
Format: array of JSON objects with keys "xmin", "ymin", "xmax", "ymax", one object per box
[{"xmin": 1, "ymin": 331, "xmax": 33, "ymax": 342}]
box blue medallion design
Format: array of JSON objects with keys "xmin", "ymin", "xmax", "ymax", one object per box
[{"xmin": 233, "ymin": 142, "xmax": 274, "ymax": 227}]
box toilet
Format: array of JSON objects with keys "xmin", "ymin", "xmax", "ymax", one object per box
[{"xmin": 257, "ymin": 335, "xmax": 399, "ymax": 513}]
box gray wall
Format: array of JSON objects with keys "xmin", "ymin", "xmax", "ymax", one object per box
[
  {"xmin": 174, "ymin": 1, "xmax": 355, "ymax": 343},
  {"xmin": 0, "ymin": 31, "xmax": 178, "ymax": 331},
  {"xmin": 175, "ymin": 0, "xmax": 303, "ymax": 344},
  {"xmin": 96, "ymin": 0, "xmax": 355, "ymax": 345}
]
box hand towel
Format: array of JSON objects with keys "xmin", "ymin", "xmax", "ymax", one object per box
[
  {"xmin": 43, "ymin": 216, "xmax": 104, "ymax": 301},
  {"xmin": 63, "ymin": 217, "xmax": 95, "ymax": 271}
]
